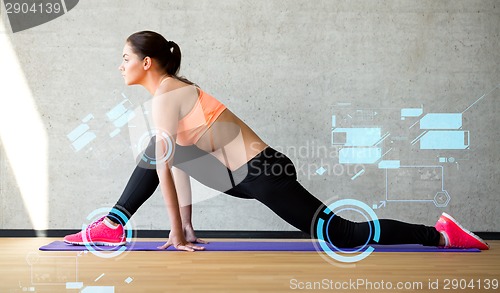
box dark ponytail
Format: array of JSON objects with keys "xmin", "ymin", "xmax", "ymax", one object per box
[{"xmin": 126, "ymin": 31, "xmax": 195, "ymax": 85}]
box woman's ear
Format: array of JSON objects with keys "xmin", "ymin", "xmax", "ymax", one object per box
[{"xmin": 143, "ymin": 56, "xmax": 152, "ymax": 70}]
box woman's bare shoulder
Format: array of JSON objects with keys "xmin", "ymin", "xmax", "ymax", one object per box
[{"xmin": 154, "ymin": 80, "xmax": 198, "ymax": 102}]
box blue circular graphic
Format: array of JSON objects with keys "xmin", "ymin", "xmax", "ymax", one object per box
[
  {"xmin": 324, "ymin": 207, "xmax": 372, "ymax": 254},
  {"xmin": 81, "ymin": 207, "xmax": 133, "ymax": 258},
  {"xmin": 137, "ymin": 130, "xmax": 174, "ymax": 167},
  {"xmin": 314, "ymin": 199, "xmax": 380, "ymax": 263}
]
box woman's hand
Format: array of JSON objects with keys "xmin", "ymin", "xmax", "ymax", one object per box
[
  {"xmin": 183, "ymin": 224, "xmax": 209, "ymax": 244},
  {"xmin": 157, "ymin": 229, "xmax": 205, "ymax": 252}
]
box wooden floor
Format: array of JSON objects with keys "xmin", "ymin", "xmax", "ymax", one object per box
[{"xmin": 0, "ymin": 238, "xmax": 498, "ymax": 292}]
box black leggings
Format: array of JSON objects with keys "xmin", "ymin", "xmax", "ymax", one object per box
[{"xmin": 108, "ymin": 138, "xmax": 440, "ymax": 248}]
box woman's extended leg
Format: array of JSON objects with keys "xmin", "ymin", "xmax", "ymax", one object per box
[{"xmin": 231, "ymin": 147, "xmax": 441, "ymax": 248}]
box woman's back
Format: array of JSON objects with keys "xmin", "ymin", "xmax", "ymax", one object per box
[{"xmin": 156, "ymin": 78, "xmax": 268, "ymax": 170}]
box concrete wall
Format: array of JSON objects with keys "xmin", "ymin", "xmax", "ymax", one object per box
[{"xmin": 0, "ymin": 0, "xmax": 498, "ymax": 232}]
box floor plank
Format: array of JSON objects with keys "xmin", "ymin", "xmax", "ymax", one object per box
[{"xmin": 0, "ymin": 238, "xmax": 498, "ymax": 292}]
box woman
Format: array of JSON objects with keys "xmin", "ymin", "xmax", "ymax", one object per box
[{"xmin": 64, "ymin": 31, "xmax": 489, "ymax": 252}]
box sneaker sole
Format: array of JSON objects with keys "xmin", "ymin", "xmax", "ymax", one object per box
[
  {"xmin": 441, "ymin": 212, "xmax": 489, "ymax": 249},
  {"xmin": 64, "ymin": 240, "xmax": 126, "ymax": 246}
]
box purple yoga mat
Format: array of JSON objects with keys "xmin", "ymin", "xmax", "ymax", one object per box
[{"xmin": 39, "ymin": 241, "xmax": 480, "ymax": 252}]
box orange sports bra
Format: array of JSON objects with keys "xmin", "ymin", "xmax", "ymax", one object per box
[{"xmin": 176, "ymin": 88, "xmax": 227, "ymax": 146}]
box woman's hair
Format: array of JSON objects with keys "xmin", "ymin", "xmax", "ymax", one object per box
[{"xmin": 126, "ymin": 30, "xmax": 195, "ymax": 85}]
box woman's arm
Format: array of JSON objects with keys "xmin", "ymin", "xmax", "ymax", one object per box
[
  {"xmin": 156, "ymin": 163, "xmax": 186, "ymax": 247},
  {"xmin": 172, "ymin": 166, "xmax": 208, "ymax": 244},
  {"xmin": 153, "ymin": 86, "xmax": 204, "ymax": 251}
]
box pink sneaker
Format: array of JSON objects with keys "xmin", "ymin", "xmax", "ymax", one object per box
[
  {"xmin": 435, "ymin": 212, "xmax": 489, "ymax": 250},
  {"xmin": 64, "ymin": 216, "xmax": 126, "ymax": 246}
]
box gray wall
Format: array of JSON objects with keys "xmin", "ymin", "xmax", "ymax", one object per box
[{"xmin": 0, "ymin": 0, "xmax": 498, "ymax": 232}]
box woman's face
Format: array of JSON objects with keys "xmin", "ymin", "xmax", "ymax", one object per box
[{"xmin": 118, "ymin": 43, "xmax": 145, "ymax": 85}]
